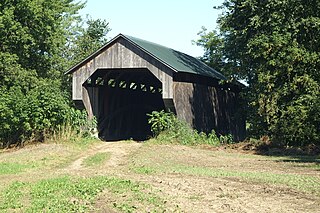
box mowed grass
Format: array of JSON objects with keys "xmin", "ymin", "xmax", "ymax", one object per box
[
  {"xmin": 0, "ymin": 137, "xmax": 99, "ymax": 175},
  {"xmin": 132, "ymin": 162, "xmax": 320, "ymax": 195},
  {"xmin": 0, "ymin": 176, "xmax": 165, "ymax": 213},
  {"xmin": 0, "ymin": 162, "xmax": 35, "ymax": 175},
  {"xmin": 82, "ymin": 152, "xmax": 111, "ymax": 167}
]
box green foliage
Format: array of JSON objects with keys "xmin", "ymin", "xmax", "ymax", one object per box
[
  {"xmin": 219, "ymin": 134, "xmax": 234, "ymax": 144},
  {"xmin": 0, "ymin": 83, "xmax": 90, "ymax": 147},
  {"xmin": 197, "ymin": 0, "xmax": 320, "ymax": 146},
  {"xmin": 78, "ymin": 116, "xmax": 98, "ymax": 139},
  {"xmin": 0, "ymin": 52, "xmax": 38, "ymax": 93},
  {"xmin": 147, "ymin": 110, "xmax": 176, "ymax": 136},
  {"xmin": 194, "ymin": 27, "xmax": 236, "ymax": 79},
  {"xmin": 147, "ymin": 111, "xmax": 233, "ymax": 146},
  {"xmin": 0, "ymin": 1, "xmax": 111, "ymax": 147},
  {"xmin": 0, "ymin": 0, "xmax": 85, "ymax": 79},
  {"xmin": 67, "ymin": 17, "xmax": 111, "ymax": 64}
]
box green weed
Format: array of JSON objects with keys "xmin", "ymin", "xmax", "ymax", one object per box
[
  {"xmin": 0, "ymin": 181, "xmax": 27, "ymax": 209},
  {"xmin": 131, "ymin": 166, "xmax": 156, "ymax": 174},
  {"xmin": 148, "ymin": 110, "xmax": 232, "ymax": 146}
]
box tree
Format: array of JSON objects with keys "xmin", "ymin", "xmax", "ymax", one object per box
[
  {"xmin": 0, "ymin": 0, "xmax": 85, "ymax": 80},
  {"xmin": 68, "ymin": 17, "xmax": 111, "ymax": 64},
  {"xmin": 0, "ymin": 0, "xmax": 111, "ymax": 146},
  {"xmin": 196, "ymin": 0, "xmax": 320, "ymax": 146},
  {"xmin": 195, "ymin": 27, "xmax": 240, "ymax": 80}
]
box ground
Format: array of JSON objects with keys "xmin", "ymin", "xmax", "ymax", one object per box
[{"xmin": 0, "ymin": 139, "xmax": 319, "ymax": 212}]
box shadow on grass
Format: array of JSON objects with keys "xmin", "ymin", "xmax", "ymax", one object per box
[
  {"xmin": 251, "ymin": 143, "xmax": 320, "ymax": 170},
  {"xmin": 273, "ymin": 156, "xmax": 320, "ymax": 171},
  {"xmin": 230, "ymin": 141, "xmax": 320, "ymax": 167},
  {"xmin": 274, "ymin": 156, "xmax": 320, "ymax": 171},
  {"xmin": 276, "ymin": 157, "xmax": 320, "ymax": 164}
]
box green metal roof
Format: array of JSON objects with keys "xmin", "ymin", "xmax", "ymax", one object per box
[
  {"xmin": 66, "ymin": 34, "xmax": 226, "ymax": 80},
  {"xmin": 124, "ymin": 35, "xmax": 226, "ymax": 80}
]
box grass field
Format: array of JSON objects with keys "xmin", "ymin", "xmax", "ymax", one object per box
[{"xmin": 0, "ymin": 139, "xmax": 319, "ymax": 212}]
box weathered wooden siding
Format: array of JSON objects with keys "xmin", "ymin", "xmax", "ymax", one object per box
[
  {"xmin": 82, "ymin": 86, "xmax": 99, "ymax": 119},
  {"xmin": 72, "ymin": 38, "xmax": 173, "ymax": 101},
  {"xmin": 173, "ymin": 82, "xmax": 245, "ymax": 141}
]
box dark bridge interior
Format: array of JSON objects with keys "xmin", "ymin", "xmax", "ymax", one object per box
[{"xmin": 85, "ymin": 68, "xmax": 165, "ymax": 141}]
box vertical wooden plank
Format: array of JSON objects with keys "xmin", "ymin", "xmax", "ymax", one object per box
[
  {"xmin": 91, "ymin": 87, "xmax": 99, "ymax": 118},
  {"xmin": 72, "ymin": 73, "xmax": 78, "ymax": 100},
  {"xmin": 118, "ymin": 42, "xmax": 123, "ymax": 68},
  {"xmin": 101, "ymin": 51, "xmax": 107, "ymax": 67},
  {"xmin": 162, "ymin": 73, "xmax": 173, "ymax": 99},
  {"xmin": 173, "ymin": 82, "xmax": 194, "ymax": 125},
  {"xmin": 82, "ymin": 87, "xmax": 94, "ymax": 119},
  {"xmin": 112, "ymin": 43, "xmax": 118, "ymax": 68}
]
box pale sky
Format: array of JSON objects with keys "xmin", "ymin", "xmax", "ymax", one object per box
[{"xmin": 79, "ymin": 0, "xmax": 224, "ymax": 57}]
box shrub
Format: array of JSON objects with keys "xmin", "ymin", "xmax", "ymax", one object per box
[
  {"xmin": 147, "ymin": 110, "xmax": 233, "ymax": 146},
  {"xmin": 0, "ymin": 83, "xmax": 90, "ymax": 148},
  {"xmin": 147, "ymin": 110, "xmax": 175, "ymax": 137}
]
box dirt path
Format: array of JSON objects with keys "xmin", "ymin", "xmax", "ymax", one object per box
[{"xmin": 65, "ymin": 141, "xmax": 142, "ymax": 173}]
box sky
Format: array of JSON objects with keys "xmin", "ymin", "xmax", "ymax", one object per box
[{"xmin": 79, "ymin": 0, "xmax": 224, "ymax": 57}]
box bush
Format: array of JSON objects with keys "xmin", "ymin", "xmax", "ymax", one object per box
[
  {"xmin": 0, "ymin": 83, "xmax": 90, "ymax": 148},
  {"xmin": 147, "ymin": 110, "xmax": 175, "ymax": 137},
  {"xmin": 147, "ymin": 110, "xmax": 233, "ymax": 146}
]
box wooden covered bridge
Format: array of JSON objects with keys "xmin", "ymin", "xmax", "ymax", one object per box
[{"xmin": 66, "ymin": 34, "xmax": 245, "ymax": 141}]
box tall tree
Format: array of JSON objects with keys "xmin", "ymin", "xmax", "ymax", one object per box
[
  {"xmin": 68, "ymin": 17, "xmax": 111, "ymax": 64},
  {"xmin": 0, "ymin": 0, "xmax": 85, "ymax": 80},
  {"xmin": 196, "ymin": 0, "xmax": 320, "ymax": 145},
  {"xmin": 0, "ymin": 0, "xmax": 111, "ymax": 146}
]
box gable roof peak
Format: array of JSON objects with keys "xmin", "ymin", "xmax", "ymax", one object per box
[{"xmin": 66, "ymin": 33, "xmax": 226, "ymax": 81}]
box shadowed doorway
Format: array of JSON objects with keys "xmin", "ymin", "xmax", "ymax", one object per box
[{"xmin": 90, "ymin": 68, "xmax": 165, "ymax": 141}]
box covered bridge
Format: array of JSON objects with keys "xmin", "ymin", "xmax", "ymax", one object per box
[{"xmin": 66, "ymin": 34, "xmax": 245, "ymax": 141}]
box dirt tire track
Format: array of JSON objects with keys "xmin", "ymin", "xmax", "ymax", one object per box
[{"xmin": 66, "ymin": 141, "xmax": 142, "ymax": 172}]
